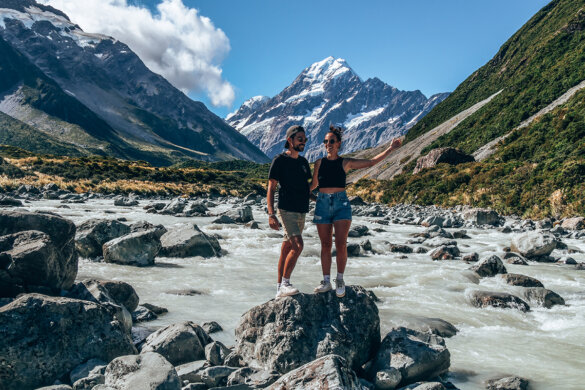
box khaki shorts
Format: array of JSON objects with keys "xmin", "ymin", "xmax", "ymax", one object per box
[{"xmin": 278, "ymin": 209, "xmax": 306, "ymax": 240}]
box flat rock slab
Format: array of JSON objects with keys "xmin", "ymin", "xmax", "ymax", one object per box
[{"xmin": 234, "ymin": 285, "xmax": 380, "ymax": 374}]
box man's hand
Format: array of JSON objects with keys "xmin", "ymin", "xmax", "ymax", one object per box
[{"xmin": 268, "ymin": 215, "xmax": 280, "ymax": 230}]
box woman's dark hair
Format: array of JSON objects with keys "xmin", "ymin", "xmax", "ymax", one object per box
[{"xmin": 328, "ymin": 125, "xmax": 343, "ymax": 142}]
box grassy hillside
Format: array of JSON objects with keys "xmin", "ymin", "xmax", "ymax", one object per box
[
  {"xmin": 406, "ymin": 0, "xmax": 585, "ymax": 155},
  {"xmin": 0, "ymin": 146, "xmax": 267, "ymax": 196},
  {"xmin": 351, "ymin": 88, "xmax": 585, "ymax": 218}
]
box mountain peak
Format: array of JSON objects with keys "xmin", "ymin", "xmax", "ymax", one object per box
[{"xmin": 302, "ymin": 56, "xmax": 356, "ymax": 83}]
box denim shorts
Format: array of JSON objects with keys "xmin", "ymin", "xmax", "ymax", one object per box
[{"xmin": 313, "ymin": 191, "xmax": 352, "ymax": 224}]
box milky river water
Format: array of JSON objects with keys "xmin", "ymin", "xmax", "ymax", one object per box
[{"xmin": 25, "ymin": 199, "xmax": 585, "ymax": 390}]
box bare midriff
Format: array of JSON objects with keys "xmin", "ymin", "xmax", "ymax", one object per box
[{"xmin": 319, "ymin": 187, "xmax": 345, "ymax": 194}]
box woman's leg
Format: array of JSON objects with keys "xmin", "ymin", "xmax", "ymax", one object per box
[
  {"xmin": 333, "ymin": 220, "xmax": 351, "ymax": 274},
  {"xmin": 316, "ymin": 224, "xmax": 333, "ymax": 276}
]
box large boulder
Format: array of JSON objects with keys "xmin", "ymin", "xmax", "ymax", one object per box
[
  {"xmin": 66, "ymin": 279, "xmax": 137, "ymax": 332},
  {"xmin": 522, "ymin": 287, "xmax": 565, "ymax": 308},
  {"xmin": 368, "ymin": 327, "xmax": 450, "ymax": 388},
  {"xmin": 234, "ymin": 286, "xmax": 380, "ymax": 374},
  {"xmin": 469, "ymin": 291, "xmax": 530, "ymax": 312},
  {"xmin": 140, "ymin": 321, "xmax": 213, "ymax": 366},
  {"xmin": 159, "ymin": 224, "xmax": 221, "ymax": 258},
  {"xmin": 499, "ymin": 273, "xmax": 544, "ymax": 288},
  {"xmin": 75, "ymin": 219, "xmax": 130, "ymax": 258},
  {"xmin": 469, "ymin": 255, "xmax": 507, "ymax": 277},
  {"xmin": 226, "ymin": 205, "xmax": 254, "ymax": 223},
  {"xmin": 160, "ymin": 198, "xmax": 188, "ymax": 215},
  {"xmin": 103, "ymin": 229, "xmax": 162, "ymax": 266},
  {"xmin": 0, "ymin": 294, "xmax": 136, "ymax": 389},
  {"xmin": 413, "ymin": 148, "xmax": 474, "ymax": 175},
  {"xmin": 510, "ymin": 232, "xmax": 557, "ymax": 259},
  {"xmin": 462, "ymin": 208, "xmax": 502, "ymax": 226},
  {"xmin": 103, "ymin": 352, "xmax": 180, "ymax": 390},
  {"xmin": 266, "ymin": 355, "xmax": 363, "ymax": 390},
  {"xmin": 0, "ymin": 210, "xmax": 77, "ymax": 290}
]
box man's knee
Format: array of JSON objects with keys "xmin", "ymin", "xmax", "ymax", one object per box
[{"xmin": 290, "ymin": 236, "xmax": 304, "ymax": 253}]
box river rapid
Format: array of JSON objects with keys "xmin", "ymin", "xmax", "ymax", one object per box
[{"xmin": 26, "ymin": 198, "xmax": 585, "ymax": 390}]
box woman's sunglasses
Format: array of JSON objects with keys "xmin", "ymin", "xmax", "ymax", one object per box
[{"xmin": 323, "ymin": 139, "xmax": 337, "ymax": 145}]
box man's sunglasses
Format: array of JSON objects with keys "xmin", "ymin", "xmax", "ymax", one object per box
[{"xmin": 323, "ymin": 139, "xmax": 337, "ymax": 145}]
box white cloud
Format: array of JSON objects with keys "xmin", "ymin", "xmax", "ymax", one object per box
[{"xmin": 39, "ymin": 0, "xmax": 235, "ymax": 107}]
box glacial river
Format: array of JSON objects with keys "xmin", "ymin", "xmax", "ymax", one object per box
[{"xmin": 27, "ymin": 199, "xmax": 585, "ymax": 390}]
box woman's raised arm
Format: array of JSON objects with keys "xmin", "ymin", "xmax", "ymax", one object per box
[{"xmin": 343, "ymin": 137, "xmax": 402, "ymax": 171}]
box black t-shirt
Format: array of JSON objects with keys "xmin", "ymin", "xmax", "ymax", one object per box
[{"xmin": 268, "ymin": 153, "xmax": 311, "ymax": 213}]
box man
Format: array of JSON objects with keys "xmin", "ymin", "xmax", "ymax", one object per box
[{"xmin": 267, "ymin": 125, "xmax": 311, "ymax": 298}]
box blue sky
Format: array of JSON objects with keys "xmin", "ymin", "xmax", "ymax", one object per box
[{"xmin": 129, "ymin": 0, "xmax": 550, "ymax": 118}]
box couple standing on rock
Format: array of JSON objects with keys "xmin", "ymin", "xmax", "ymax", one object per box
[{"xmin": 267, "ymin": 124, "xmax": 402, "ymax": 299}]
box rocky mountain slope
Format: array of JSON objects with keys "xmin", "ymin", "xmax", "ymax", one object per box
[
  {"xmin": 349, "ymin": 0, "xmax": 585, "ymax": 218},
  {"xmin": 227, "ymin": 57, "xmax": 448, "ymax": 161},
  {"xmin": 0, "ymin": 0, "xmax": 268, "ymax": 165}
]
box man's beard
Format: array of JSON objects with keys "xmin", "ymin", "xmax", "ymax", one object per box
[{"xmin": 293, "ymin": 144, "xmax": 305, "ymax": 152}]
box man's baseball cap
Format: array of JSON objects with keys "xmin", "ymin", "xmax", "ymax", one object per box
[{"xmin": 283, "ymin": 125, "xmax": 305, "ymax": 149}]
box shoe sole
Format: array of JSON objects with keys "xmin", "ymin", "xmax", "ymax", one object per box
[
  {"xmin": 314, "ymin": 287, "xmax": 332, "ymax": 293},
  {"xmin": 336, "ymin": 291, "xmax": 345, "ymax": 298},
  {"xmin": 278, "ymin": 290, "xmax": 299, "ymax": 297}
]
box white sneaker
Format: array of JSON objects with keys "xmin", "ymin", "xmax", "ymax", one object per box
[
  {"xmin": 335, "ymin": 279, "xmax": 345, "ymax": 298},
  {"xmin": 314, "ymin": 280, "xmax": 332, "ymax": 293},
  {"xmin": 277, "ymin": 282, "xmax": 299, "ymax": 298}
]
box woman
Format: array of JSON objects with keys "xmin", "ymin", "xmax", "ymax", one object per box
[{"xmin": 310, "ymin": 125, "xmax": 402, "ymax": 297}]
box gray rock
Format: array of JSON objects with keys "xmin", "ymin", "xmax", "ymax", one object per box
[
  {"xmin": 430, "ymin": 245, "xmax": 460, "ymax": 260},
  {"xmin": 114, "ymin": 196, "xmax": 139, "ymax": 207},
  {"xmin": 506, "ymin": 256, "xmax": 529, "ymax": 265},
  {"xmin": 0, "ymin": 230, "xmax": 76, "ymax": 296},
  {"xmin": 141, "ymin": 321, "xmax": 212, "ymax": 366},
  {"xmin": 0, "ymin": 210, "xmax": 77, "ymax": 291},
  {"xmin": 199, "ymin": 366, "xmax": 238, "ymax": 387},
  {"xmin": 225, "ymin": 206, "xmax": 254, "ymax": 223},
  {"xmin": 103, "ymin": 229, "xmax": 162, "ymax": 266},
  {"xmin": 557, "ymin": 256, "xmax": 577, "ymax": 265},
  {"xmin": 266, "ymin": 354, "xmax": 363, "ymax": 390},
  {"xmin": 510, "ymin": 232, "xmax": 557, "ymax": 259},
  {"xmin": 347, "ymin": 243, "xmax": 362, "ymax": 257},
  {"xmin": 104, "ymin": 352, "xmax": 181, "ymax": 390},
  {"xmin": 485, "ymin": 376, "xmax": 529, "ymax": 390},
  {"xmin": 469, "ymin": 291, "xmax": 530, "ymax": 312},
  {"xmin": 421, "ymin": 215, "xmax": 444, "ymax": 228},
  {"xmin": 391, "ymin": 316, "xmax": 458, "ymax": 338},
  {"xmin": 227, "ymin": 367, "xmax": 280, "ymax": 388},
  {"xmin": 66, "ymin": 279, "xmax": 134, "ymax": 332},
  {"xmin": 390, "ymin": 244, "xmax": 413, "ymax": 254},
  {"xmin": 75, "ymin": 219, "xmax": 130, "ymax": 258},
  {"xmin": 0, "ymin": 196, "xmax": 23, "ymax": 207},
  {"xmin": 160, "ymin": 224, "xmax": 221, "ymax": 258},
  {"xmin": 397, "ymin": 382, "xmax": 446, "ymax": 390},
  {"xmin": 213, "ymin": 215, "xmax": 237, "ymax": 224},
  {"xmin": 202, "ymin": 321, "xmax": 223, "ymax": 334},
  {"xmin": 348, "ymin": 225, "xmax": 369, "ymax": 237},
  {"xmin": 132, "ymin": 306, "xmax": 158, "ymax": 323},
  {"xmin": 522, "ymin": 287, "xmax": 565, "ymax": 308},
  {"xmin": 560, "ymin": 217, "xmax": 584, "ymax": 231},
  {"xmin": 470, "ymin": 255, "xmax": 507, "ymax": 277},
  {"xmin": 70, "ymin": 358, "xmax": 107, "ymax": 383},
  {"xmin": 129, "ymin": 221, "xmax": 167, "ymax": 238},
  {"xmin": 205, "ymin": 341, "xmax": 231, "ymax": 366},
  {"xmin": 462, "ymin": 208, "xmax": 501, "ymax": 226},
  {"xmin": 73, "ymin": 373, "xmax": 105, "ymax": 390},
  {"xmin": 234, "ymin": 286, "xmax": 379, "ymax": 374},
  {"xmin": 498, "ymin": 273, "xmax": 544, "ymax": 288},
  {"xmin": 142, "ymin": 303, "xmax": 168, "ymax": 315},
  {"xmin": 462, "ymin": 253, "xmax": 479, "ymax": 262},
  {"xmin": 35, "ymin": 386, "xmax": 73, "ymax": 390},
  {"xmin": 369, "ymin": 327, "xmax": 450, "ymax": 387},
  {"xmin": 375, "ymin": 367, "xmax": 402, "ymax": 390},
  {"xmin": 175, "ymin": 360, "xmax": 208, "ymax": 383},
  {"xmin": 160, "ymin": 198, "xmax": 189, "ymax": 215},
  {"xmin": 0, "ymin": 294, "xmax": 136, "ymax": 389}
]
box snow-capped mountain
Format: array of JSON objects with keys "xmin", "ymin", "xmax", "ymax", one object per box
[
  {"xmin": 0, "ymin": 0, "xmax": 268, "ymax": 164},
  {"xmin": 227, "ymin": 57, "xmax": 449, "ymax": 161}
]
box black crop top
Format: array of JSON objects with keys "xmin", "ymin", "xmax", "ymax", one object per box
[{"xmin": 318, "ymin": 157, "xmax": 346, "ymax": 188}]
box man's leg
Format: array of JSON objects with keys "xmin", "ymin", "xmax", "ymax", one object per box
[
  {"xmin": 278, "ymin": 240, "xmax": 292, "ymax": 283},
  {"xmin": 282, "ymin": 235, "xmax": 303, "ymax": 279}
]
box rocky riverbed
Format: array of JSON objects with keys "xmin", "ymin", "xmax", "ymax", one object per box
[{"xmin": 1, "ymin": 188, "xmax": 584, "ymax": 390}]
